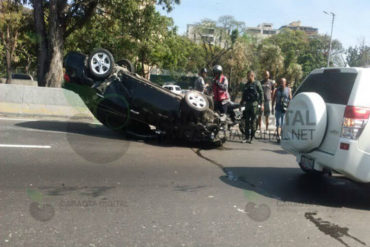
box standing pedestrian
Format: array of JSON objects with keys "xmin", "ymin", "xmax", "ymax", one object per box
[
  {"xmin": 272, "ymin": 78, "xmax": 292, "ymax": 143},
  {"xmin": 212, "ymin": 65, "xmax": 229, "ymax": 115},
  {"xmin": 194, "ymin": 68, "xmax": 208, "ymax": 93},
  {"xmin": 258, "ymin": 71, "xmax": 275, "ymax": 132},
  {"xmin": 240, "ymin": 71, "xmax": 264, "ymax": 143}
]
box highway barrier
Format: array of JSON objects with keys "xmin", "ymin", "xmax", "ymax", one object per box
[{"xmin": 0, "ymin": 84, "xmax": 95, "ymax": 121}]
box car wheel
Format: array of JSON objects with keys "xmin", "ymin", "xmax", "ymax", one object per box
[
  {"xmin": 298, "ymin": 162, "xmax": 331, "ymax": 177},
  {"xmin": 88, "ymin": 48, "xmax": 114, "ymax": 80},
  {"xmin": 298, "ymin": 161, "xmax": 316, "ymax": 174},
  {"xmin": 184, "ymin": 91, "xmax": 209, "ymax": 112},
  {"xmin": 117, "ymin": 59, "xmax": 135, "ymax": 73}
]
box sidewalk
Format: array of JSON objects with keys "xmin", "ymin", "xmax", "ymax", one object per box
[{"xmin": 259, "ymin": 115, "xmax": 276, "ymax": 132}]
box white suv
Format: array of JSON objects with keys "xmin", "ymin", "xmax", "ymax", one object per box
[{"xmin": 281, "ymin": 67, "xmax": 370, "ymax": 182}]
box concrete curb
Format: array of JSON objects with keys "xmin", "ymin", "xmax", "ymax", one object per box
[
  {"xmin": 0, "ymin": 84, "xmax": 96, "ymax": 121},
  {"xmin": 0, "ymin": 79, "xmax": 38, "ymax": 86}
]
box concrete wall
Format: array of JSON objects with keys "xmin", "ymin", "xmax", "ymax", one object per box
[
  {"xmin": 0, "ymin": 78, "xmax": 38, "ymax": 86},
  {"xmin": 0, "ymin": 84, "xmax": 95, "ymax": 121}
]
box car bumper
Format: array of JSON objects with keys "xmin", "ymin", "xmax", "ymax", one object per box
[{"xmin": 292, "ymin": 138, "xmax": 370, "ymax": 183}]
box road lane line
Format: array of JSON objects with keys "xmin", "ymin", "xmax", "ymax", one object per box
[{"xmin": 0, "ymin": 144, "xmax": 51, "ymax": 149}]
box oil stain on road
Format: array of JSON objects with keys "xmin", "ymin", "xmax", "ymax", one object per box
[{"xmin": 305, "ymin": 212, "xmax": 366, "ymax": 247}]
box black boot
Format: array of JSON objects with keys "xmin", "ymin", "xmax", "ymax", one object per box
[
  {"xmin": 250, "ymin": 129, "xmax": 255, "ymax": 143},
  {"xmin": 242, "ymin": 135, "xmax": 249, "ymax": 143},
  {"xmin": 276, "ymin": 135, "xmax": 281, "ymax": 143}
]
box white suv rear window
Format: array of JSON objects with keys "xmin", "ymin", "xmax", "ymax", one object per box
[{"xmin": 296, "ymin": 69, "xmax": 357, "ymax": 105}]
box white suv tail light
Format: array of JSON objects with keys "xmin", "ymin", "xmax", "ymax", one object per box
[{"xmin": 341, "ymin": 106, "xmax": 370, "ymax": 140}]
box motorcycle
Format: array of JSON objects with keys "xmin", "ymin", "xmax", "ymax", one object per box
[
  {"xmin": 217, "ymin": 101, "xmax": 246, "ymax": 137},
  {"xmin": 227, "ymin": 101, "xmax": 246, "ymax": 135}
]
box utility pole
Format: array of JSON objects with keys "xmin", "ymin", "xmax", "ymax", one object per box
[{"xmin": 324, "ymin": 11, "xmax": 335, "ymax": 67}]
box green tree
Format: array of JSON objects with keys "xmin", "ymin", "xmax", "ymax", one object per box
[
  {"xmin": 346, "ymin": 40, "xmax": 370, "ymax": 67},
  {"xmin": 298, "ymin": 35, "xmax": 343, "ymax": 76},
  {"xmin": 261, "ymin": 29, "xmax": 344, "ymax": 82},
  {"xmin": 161, "ymin": 33, "xmax": 201, "ymax": 73},
  {"xmin": 285, "ymin": 63, "xmax": 303, "ymax": 89},
  {"xmin": 65, "ymin": 1, "xmax": 179, "ymax": 78},
  {"xmin": 218, "ymin": 15, "xmax": 246, "ymax": 35},
  {"xmin": 257, "ymin": 43, "xmax": 284, "ymax": 79},
  {"xmin": 14, "ymin": 8, "xmax": 37, "ymax": 76},
  {"xmin": 298, "ymin": 35, "xmax": 327, "ymax": 77},
  {"xmin": 0, "ymin": 42, "xmax": 3, "ymax": 74},
  {"xmin": 182, "ymin": 38, "xmax": 206, "ymax": 73},
  {"xmin": 29, "ymin": 0, "xmax": 180, "ymax": 87},
  {"xmin": 192, "ymin": 18, "xmax": 243, "ymax": 68},
  {"xmin": 129, "ymin": 5, "xmax": 174, "ymax": 78},
  {"xmin": 220, "ymin": 36, "xmax": 260, "ymax": 97},
  {"xmin": 0, "ymin": 0, "xmax": 24, "ymax": 83},
  {"xmin": 266, "ymin": 29, "xmax": 308, "ymax": 71}
]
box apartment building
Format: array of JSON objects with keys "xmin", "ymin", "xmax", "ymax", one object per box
[
  {"xmin": 186, "ymin": 24, "xmax": 229, "ymax": 48},
  {"xmin": 279, "ymin": 21, "xmax": 318, "ymax": 35},
  {"xmin": 245, "ymin": 23, "xmax": 278, "ymax": 39}
]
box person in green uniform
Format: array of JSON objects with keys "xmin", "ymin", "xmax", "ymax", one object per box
[{"xmin": 240, "ymin": 71, "xmax": 264, "ymax": 143}]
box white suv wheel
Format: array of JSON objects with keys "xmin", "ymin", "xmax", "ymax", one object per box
[{"xmin": 281, "ymin": 92, "xmax": 327, "ymax": 153}]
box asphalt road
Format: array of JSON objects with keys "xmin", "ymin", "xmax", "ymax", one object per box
[{"xmin": 1, "ymin": 118, "xmax": 370, "ymax": 247}]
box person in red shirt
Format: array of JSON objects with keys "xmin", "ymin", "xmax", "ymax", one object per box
[{"xmin": 212, "ymin": 65, "xmax": 229, "ymax": 114}]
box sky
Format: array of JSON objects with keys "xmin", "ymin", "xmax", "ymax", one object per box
[{"xmin": 158, "ymin": 0, "xmax": 370, "ymax": 48}]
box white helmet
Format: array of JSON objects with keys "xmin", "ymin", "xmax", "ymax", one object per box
[{"xmin": 212, "ymin": 65, "xmax": 223, "ymax": 74}]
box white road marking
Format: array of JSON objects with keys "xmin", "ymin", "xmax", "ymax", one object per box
[{"xmin": 0, "ymin": 144, "xmax": 51, "ymax": 149}]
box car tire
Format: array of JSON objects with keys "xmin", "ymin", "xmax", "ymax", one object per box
[
  {"xmin": 298, "ymin": 161, "xmax": 318, "ymax": 174},
  {"xmin": 117, "ymin": 59, "xmax": 135, "ymax": 73},
  {"xmin": 298, "ymin": 162, "xmax": 332, "ymax": 177},
  {"xmin": 281, "ymin": 92, "xmax": 327, "ymax": 153},
  {"xmin": 88, "ymin": 48, "xmax": 114, "ymax": 80},
  {"xmin": 184, "ymin": 91, "xmax": 209, "ymax": 112}
]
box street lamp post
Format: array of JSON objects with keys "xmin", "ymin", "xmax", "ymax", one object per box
[{"xmin": 324, "ymin": 11, "xmax": 335, "ymax": 67}]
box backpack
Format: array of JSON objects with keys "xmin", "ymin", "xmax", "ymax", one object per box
[{"xmin": 244, "ymin": 82, "xmax": 258, "ymax": 102}]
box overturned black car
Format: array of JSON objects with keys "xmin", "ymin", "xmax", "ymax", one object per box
[{"xmin": 63, "ymin": 49, "xmax": 225, "ymax": 146}]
